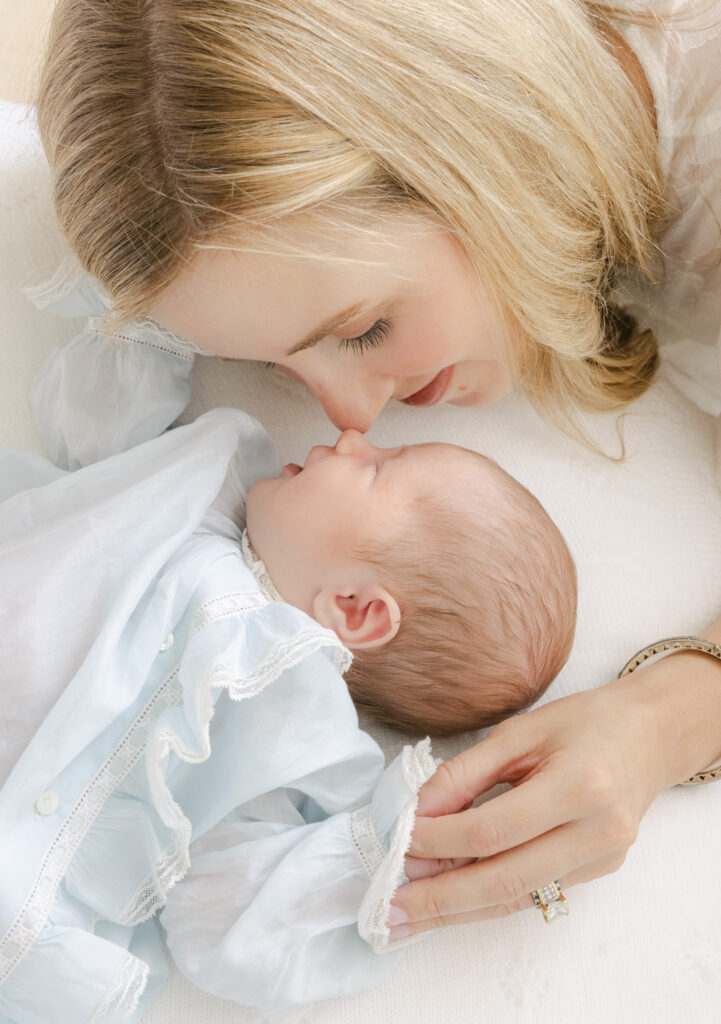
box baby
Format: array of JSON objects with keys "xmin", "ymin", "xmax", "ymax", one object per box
[
  {"xmin": 246, "ymin": 428, "xmax": 576, "ymax": 735},
  {"xmin": 0, "ymin": 409, "xmax": 575, "ymax": 1020}
]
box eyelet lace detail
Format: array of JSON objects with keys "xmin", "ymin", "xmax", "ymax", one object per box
[
  {"xmin": 191, "ymin": 591, "xmax": 268, "ymax": 634},
  {"xmin": 350, "ymin": 806, "xmax": 386, "ymax": 878},
  {"xmin": 87, "ymin": 316, "xmax": 210, "ymax": 362},
  {"xmin": 1, "ymin": 585, "xmax": 352, "ymax": 988},
  {"xmin": 0, "ymin": 668, "xmax": 183, "ymax": 985}
]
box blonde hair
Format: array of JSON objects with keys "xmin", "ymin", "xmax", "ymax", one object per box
[
  {"xmin": 346, "ymin": 451, "xmax": 577, "ymax": 735},
  {"xmin": 38, "ymin": 0, "xmax": 664, "ymax": 417}
]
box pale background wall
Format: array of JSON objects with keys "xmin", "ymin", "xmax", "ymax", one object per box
[{"xmin": 1, "ymin": 1, "xmax": 57, "ymax": 103}]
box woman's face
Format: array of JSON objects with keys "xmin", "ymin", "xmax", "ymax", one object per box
[{"xmin": 150, "ymin": 215, "xmax": 515, "ymax": 432}]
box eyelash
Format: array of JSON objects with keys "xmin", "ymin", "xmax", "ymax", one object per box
[{"xmin": 338, "ymin": 318, "xmax": 391, "ymax": 355}]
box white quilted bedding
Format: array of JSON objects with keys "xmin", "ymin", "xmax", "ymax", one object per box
[{"xmin": 1, "ymin": 101, "xmax": 720, "ymax": 1024}]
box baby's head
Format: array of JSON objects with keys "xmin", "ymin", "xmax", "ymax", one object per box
[{"xmin": 246, "ymin": 430, "xmax": 576, "ymax": 734}]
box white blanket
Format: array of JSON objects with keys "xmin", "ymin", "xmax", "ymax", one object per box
[{"xmin": 1, "ymin": 101, "xmax": 720, "ymax": 1024}]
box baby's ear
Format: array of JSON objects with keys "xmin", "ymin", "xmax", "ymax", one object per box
[{"xmin": 312, "ymin": 585, "xmax": 401, "ymax": 649}]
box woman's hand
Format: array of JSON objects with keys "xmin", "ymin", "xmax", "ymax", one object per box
[{"xmin": 387, "ymin": 649, "xmax": 721, "ymax": 938}]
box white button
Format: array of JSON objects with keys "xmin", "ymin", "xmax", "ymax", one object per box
[
  {"xmin": 159, "ymin": 633, "xmax": 174, "ymax": 652},
  {"xmin": 34, "ymin": 790, "xmax": 59, "ymax": 816}
]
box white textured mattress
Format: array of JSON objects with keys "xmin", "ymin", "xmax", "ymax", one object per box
[{"xmin": 2, "ymin": 101, "xmax": 720, "ymax": 1024}]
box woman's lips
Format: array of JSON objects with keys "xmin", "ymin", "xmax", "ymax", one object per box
[{"xmin": 401, "ymin": 366, "xmax": 454, "ymax": 407}]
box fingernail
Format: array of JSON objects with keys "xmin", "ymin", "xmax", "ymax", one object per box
[
  {"xmin": 386, "ymin": 906, "xmax": 408, "ymax": 927},
  {"xmin": 388, "ymin": 924, "xmax": 413, "ymax": 940}
]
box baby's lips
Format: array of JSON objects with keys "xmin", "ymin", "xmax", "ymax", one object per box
[{"xmin": 281, "ymin": 462, "xmax": 303, "ymax": 478}]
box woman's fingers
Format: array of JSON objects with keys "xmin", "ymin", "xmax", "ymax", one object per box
[
  {"xmin": 561, "ymin": 851, "xmax": 629, "ymax": 889},
  {"xmin": 404, "ymin": 855, "xmax": 476, "ymax": 881},
  {"xmin": 389, "ymin": 894, "xmax": 536, "ymax": 937},
  {"xmin": 409, "ymin": 770, "xmax": 575, "ymax": 862},
  {"xmin": 394, "ymin": 812, "xmax": 634, "ymax": 926},
  {"xmin": 389, "ymin": 852, "xmax": 630, "ymax": 939},
  {"xmin": 415, "ymin": 719, "xmax": 540, "ymax": 817}
]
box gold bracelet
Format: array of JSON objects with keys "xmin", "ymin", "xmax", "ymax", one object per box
[{"xmin": 618, "ymin": 636, "xmax": 721, "ymax": 786}]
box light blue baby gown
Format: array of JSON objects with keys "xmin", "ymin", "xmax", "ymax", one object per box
[{"xmin": 0, "ymin": 264, "xmax": 438, "ymax": 1022}]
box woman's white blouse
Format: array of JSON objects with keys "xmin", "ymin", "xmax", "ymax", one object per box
[
  {"xmin": 0, "ymin": 409, "xmax": 437, "ymax": 1021},
  {"xmin": 26, "ymin": 256, "xmax": 210, "ymax": 471},
  {"xmin": 617, "ymin": 0, "xmax": 721, "ymax": 414}
]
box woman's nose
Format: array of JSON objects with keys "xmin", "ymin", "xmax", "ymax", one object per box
[
  {"xmin": 334, "ymin": 429, "xmax": 378, "ymax": 458},
  {"xmin": 297, "ymin": 366, "xmax": 396, "ymax": 433}
]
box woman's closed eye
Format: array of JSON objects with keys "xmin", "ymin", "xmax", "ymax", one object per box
[{"xmin": 338, "ymin": 318, "xmax": 391, "ymax": 356}]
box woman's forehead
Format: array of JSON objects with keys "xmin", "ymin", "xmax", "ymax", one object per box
[{"xmin": 149, "ymin": 217, "xmax": 436, "ymax": 355}]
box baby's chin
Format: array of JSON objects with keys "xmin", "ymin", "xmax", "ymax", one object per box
[{"xmin": 245, "ymin": 476, "xmax": 278, "ymax": 535}]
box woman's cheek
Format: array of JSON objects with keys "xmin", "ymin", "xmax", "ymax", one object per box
[{"xmin": 381, "ymin": 325, "xmax": 459, "ymax": 375}]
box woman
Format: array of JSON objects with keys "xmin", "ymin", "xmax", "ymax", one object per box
[{"xmin": 33, "ymin": 0, "xmax": 721, "ymax": 938}]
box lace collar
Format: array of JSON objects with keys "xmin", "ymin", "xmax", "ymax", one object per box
[{"xmin": 241, "ymin": 531, "xmax": 284, "ymax": 604}]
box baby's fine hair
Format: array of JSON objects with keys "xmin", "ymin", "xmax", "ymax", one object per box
[
  {"xmin": 346, "ymin": 451, "xmax": 577, "ymax": 735},
  {"xmin": 39, "ymin": 0, "xmax": 663, "ymax": 422}
]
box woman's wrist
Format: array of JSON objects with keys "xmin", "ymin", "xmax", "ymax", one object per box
[{"xmin": 610, "ymin": 646, "xmax": 721, "ymax": 790}]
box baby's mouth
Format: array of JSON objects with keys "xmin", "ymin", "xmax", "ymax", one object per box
[{"xmin": 281, "ymin": 462, "xmax": 303, "ymax": 478}]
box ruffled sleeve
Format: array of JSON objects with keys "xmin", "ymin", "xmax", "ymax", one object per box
[
  {"xmin": 160, "ymin": 738, "xmax": 438, "ymax": 1016},
  {"xmin": 27, "ymin": 256, "xmax": 207, "ymax": 470}
]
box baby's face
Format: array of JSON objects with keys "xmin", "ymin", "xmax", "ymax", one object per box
[{"xmin": 246, "ymin": 431, "xmax": 487, "ymax": 614}]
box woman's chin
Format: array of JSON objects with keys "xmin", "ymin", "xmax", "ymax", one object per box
[
  {"xmin": 448, "ymin": 389, "xmax": 484, "ymax": 408},
  {"xmin": 448, "ymin": 376, "xmax": 515, "ymax": 408}
]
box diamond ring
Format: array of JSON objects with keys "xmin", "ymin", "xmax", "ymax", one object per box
[{"xmin": 531, "ymin": 880, "xmax": 569, "ymax": 923}]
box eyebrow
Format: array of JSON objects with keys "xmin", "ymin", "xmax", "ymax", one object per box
[{"xmin": 285, "ymin": 302, "xmax": 369, "ymax": 357}]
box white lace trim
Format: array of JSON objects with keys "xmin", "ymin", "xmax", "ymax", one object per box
[
  {"xmin": 0, "ymin": 589, "xmax": 352, "ymax": 983},
  {"xmin": 22, "ymin": 253, "xmax": 86, "ymax": 309},
  {"xmin": 88, "ymin": 951, "xmax": 149, "ymax": 1024},
  {"xmin": 23, "ymin": 254, "xmax": 214, "ymax": 363},
  {"xmin": 116, "ymin": 835, "xmax": 189, "ymax": 928},
  {"xmin": 401, "ymin": 735, "xmax": 439, "ymax": 793},
  {"xmin": 0, "ymin": 668, "xmax": 183, "ymax": 985},
  {"xmin": 128, "ymin": 597, "xmax": 351, "ymax": 922},
  {"xmin": 87, "ymin": 315, "xmax": 209, "ymax": 362},
  {"xmin": 240, "ymin": 530, "xmax": 284, "ymax": 603},
  {"xmin": 226, "ymin": 628, "xmax": 353, "ymax": 694},
  {"xmin": 357, "ymin": 738, "xmax": 440, "ymax": 955}
]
